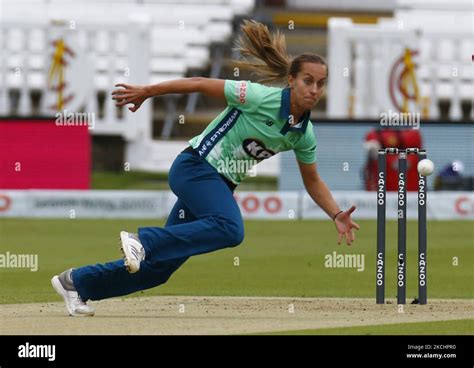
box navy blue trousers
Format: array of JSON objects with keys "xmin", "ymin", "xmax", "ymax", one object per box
[{"xmin": 72, "ymin": 150, "xmax": 244, "ymax": 301}]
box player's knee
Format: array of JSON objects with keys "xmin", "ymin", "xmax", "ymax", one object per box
[
  {"xmin": 213, "ymin": 215, "xmax": 244, "ymax": 247},
  {"xmin": 227, "ymin": 220, "xmax": 245, "ymax": 247}
]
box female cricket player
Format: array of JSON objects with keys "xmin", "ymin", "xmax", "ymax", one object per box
[{"xmin": 51, "ymin": 20, "xmax": 360, "ymax": 316}]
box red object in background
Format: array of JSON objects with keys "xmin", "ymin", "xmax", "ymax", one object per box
[
  {"xmin": 0, "ymin": 120, "xmax": 90, "ymax": 189},
  {"xmin": 364, "ymin": 129, "xmax": 422, "ymax": 192}
]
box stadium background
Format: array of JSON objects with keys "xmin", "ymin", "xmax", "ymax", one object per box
[{"xmin": 0, "ymin": 0, "xmax": 472, "ymax": 336}]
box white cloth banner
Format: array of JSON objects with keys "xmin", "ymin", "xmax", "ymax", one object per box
[
  {"xmin": 234, "ymin": 191, "xmax": 299, "ymax": 220},
  {"xmin": 0, "ymin": 190, "xmax": 472, "ymax": 220},
  {"xmin": 0, "ymin": 190, "xmax": 169, "ymax": 219}
]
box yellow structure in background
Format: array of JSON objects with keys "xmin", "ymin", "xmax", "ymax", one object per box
[
  {"xmin": 401, "ymin": 48, "xmax": 420, "ymax": 114},
  {"xmin": 48, "ymin": 39, "xmax": 67, "ymax": 111}
]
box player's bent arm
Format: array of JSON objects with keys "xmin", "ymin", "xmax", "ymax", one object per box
[
  {"xmin": 112, "ymin": 78, "xmax": 225, "ymax": 112},
  {"xmin": 145, "ymin": 77, "xmax": 225, "ymax": 99},
  {"xmin": 297, "ymin": 160, "xmax": 341, "ymax": 220}
]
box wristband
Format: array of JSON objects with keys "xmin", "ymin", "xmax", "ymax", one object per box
[{"xmin": 333, "ymin": 210, "xmax": 343, "ymax": 221}]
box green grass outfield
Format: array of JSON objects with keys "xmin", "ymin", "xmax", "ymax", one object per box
[
  {"xmin": 257, "ymin": 319, "xmax": 474, "ymax": 335},
  {"xmin": 92, "ymin": 171, "xmax": 277, "ymax": 191},
  {"xmin": 0, "ymin": 219, "xmax": 472, "ymax": 304}
]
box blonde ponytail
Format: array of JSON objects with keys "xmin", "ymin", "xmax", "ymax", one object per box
[{"xmin": 233, "ymin": 19, "xmax": 292, "ymax": 84}]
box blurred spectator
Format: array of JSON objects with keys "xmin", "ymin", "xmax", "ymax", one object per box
[
  {"xmin": 434, "ymin": 160, "xmax": 470, "ymax": 191},
  {"xmin": 363, "ymin": 128, "xmax": 422, "ymax": 191}
]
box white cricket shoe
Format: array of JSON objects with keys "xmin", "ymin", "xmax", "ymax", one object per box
[
  {"xmin": 51, "ymin": 270, "xmax": 95, "ymax": 317},
  {"xmin": 120, "ymin": 231, "xmax": 145, "ymax": 273}
]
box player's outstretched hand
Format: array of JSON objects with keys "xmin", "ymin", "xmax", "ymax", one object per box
[
  {"xmin": 111, "ymin": 83, "xmax": 148, "ymax": 112},
  {"xmin": 334, "ymin": 205, "xmax": 360, "ymax": 246}
]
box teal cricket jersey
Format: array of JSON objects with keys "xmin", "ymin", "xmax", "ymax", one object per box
[{"xmin": 188, "ymin": 79, "xmax": 317, "ymax": 185}]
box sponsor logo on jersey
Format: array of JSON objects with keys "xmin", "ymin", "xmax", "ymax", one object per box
[
  {"xmin": 243, "ymin": 138, "xmax": 275, "ymax": 161},
  {"xmin": 237, "ymin": 81, "xmax": 247, "ymax": 104}
]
